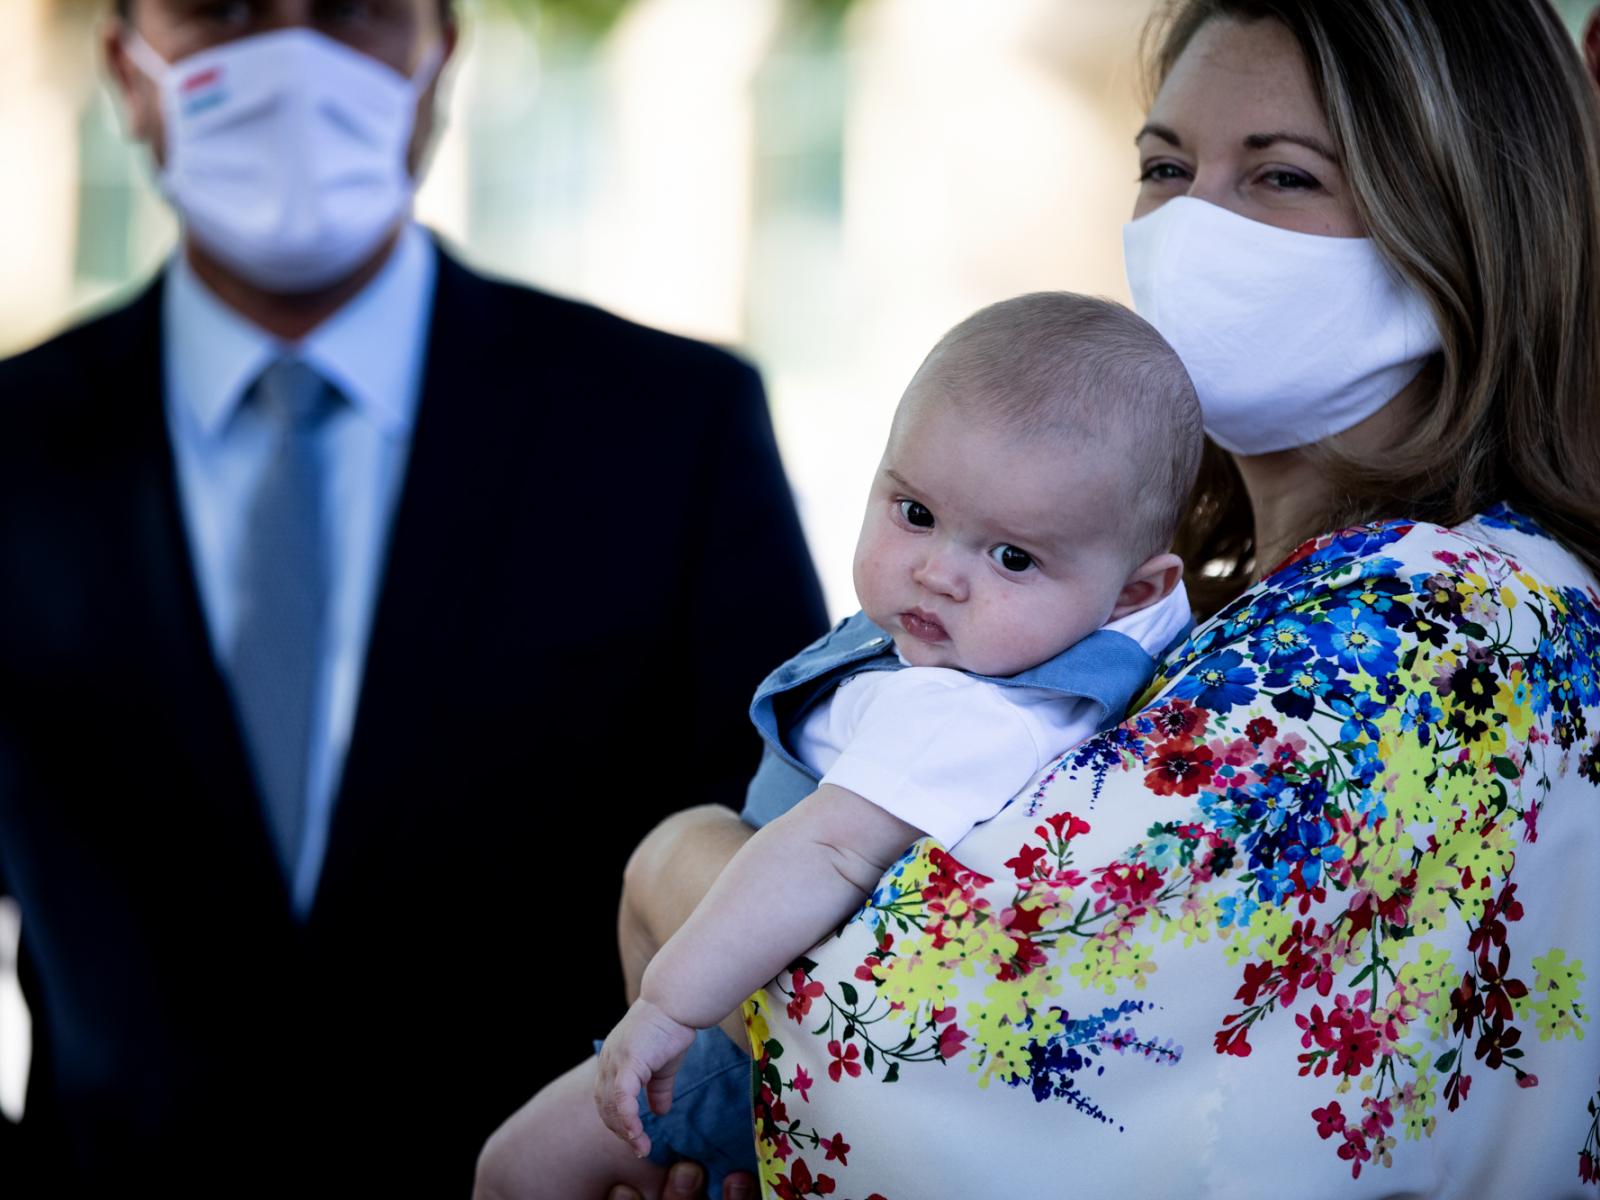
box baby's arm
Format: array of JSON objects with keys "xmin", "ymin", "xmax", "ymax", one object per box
[{"xmin": 595, "ymin": 784, "xmax": 922, "ymax": 1155}]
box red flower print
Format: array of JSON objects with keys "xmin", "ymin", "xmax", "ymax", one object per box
[
  {"xmin": 1146, "ymin": 741, "xmax": 1217, "ymax": 796},
  {"xmin": 1313, "ymin": 1101, "xmax": 1347, "ymax": 1138},
  {"xmin": 1005, "ymin": 844, "xmax": 1047, "ymax": 879},
  {"xmin": 1443, "ymin": 1071, "xmax": 1472, "ymax": 1112},
  {"xmin": 1294, "ymin": 992, "xmax": 1381, "ymax": 1078},
  {"xmin": 774, "ymin": 1157, "xmax": 836, "ymax": 1199},
  {"xmin": 827, "ymin": 1040, "xmax": 862, "ymax": 1082},
  {"xmin": 937, "ymin": 1024, "xmax": 969, "ymax": 1059},
  {"xmin": 1580, "ymin": 1150, "xmax": 1596, "ymax": 1184},
  {"xmin": 1213, "ymin": 1021, "xmax": 1253, "ymax": 1057},
  {"xmin": 1245, "ymin": 716, "xmax": 1278, "ymax": 744},
  {"xmin": 821, "ymin": 1132, "xmax": 850, "ymax": 1165},
  {"xmin": 1151, "ymin": 698, "xmax": 1208, "ymax": 743},
  {"xmin": 792, "ymin": 1066, "xmax": 813, "ymax": 1103},
  {"xmin": 1040, "ymin": 810, "xmax": 1091, "ymax": 842},
  {"xmin": 1002, "ymin": 903, "xmax": 1046, "ymax": 936},
  {"xmin": 1091, "ymin": 861, "xmax": 1166, "ymax": 911},
  {"xmin": 1234, "ymin": 959, "xmax": 1276, "ymax": 1006},
  {"xmin": 931, "ymin": 1005, "xmax": 957, "ymax": 1025},
  {"xmin": 995, "ymin": 934, "xmax": 1049, "ymax": 981},
  {"xmin": 1475, "ymin": 1016, "xmax": 1522, "ymax": 1069},
  {"xmin": 1337, "ymin": 1127, "xmax": 1373, "ymax": 1179},
  {"xmin": 786, "ymin": 970, "xmax": 826, "ymax": 1023}
]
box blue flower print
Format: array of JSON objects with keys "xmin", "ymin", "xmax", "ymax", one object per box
[
  {"xmin": 1252, "ymin": 615, "xmax": 1316, "ymax": 668},
  {"xmin": 1254, "ymin": 858, "xmax": 1296, "ymax": 903},
  {"xmin": 1281, "ymin": 818, "xmax": 1345, "ymax": 888},
  {"xmin": 1310, "ymin": 605, "xmax": 1400, "ymax": 677},
  {"xmin": 1170, "ymin": 649, "xmax": 1258, "ymax": 715},
  {"xmin": 1264, "ymin": 656, "xmax": 1346, "ymax": 721},
  {"xmin": 1399, "ymin": 691, "xmax": 1444, "ymax": 743},
  {"xmin": 1478, "ymin": 500, "xmax": 1542, "ymax": 534},
  {"xmin": 1217, "ymin": 892, "xmax": 1260, "ymax": 929},
  {"xmin": 1331, "ymin": 689, "xmax": 1386, "ymax": 745}
]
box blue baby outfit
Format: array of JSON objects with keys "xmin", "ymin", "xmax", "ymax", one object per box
[{"xmin": 634, "ymin": 609, "xmax": 1188, "ymax": 1193}]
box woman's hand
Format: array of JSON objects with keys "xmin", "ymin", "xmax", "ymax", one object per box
[{"xmin": 604, "ymin": 1161, "xmax": 757, "ymax": 1200}]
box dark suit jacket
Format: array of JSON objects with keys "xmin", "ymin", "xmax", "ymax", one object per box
[{"xmin": 0, "ymin": 245, "xmax": 828, "ymax": 1195}]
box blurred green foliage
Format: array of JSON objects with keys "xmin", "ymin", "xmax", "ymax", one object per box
[{"xmin": 494, "ymin": 0, "xmax": 861, "ymax": 40}]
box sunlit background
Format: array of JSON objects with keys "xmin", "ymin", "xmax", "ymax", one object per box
[{"xmin": 1, "ymin": 0, "xmax": 1595, "ymax": 1122}]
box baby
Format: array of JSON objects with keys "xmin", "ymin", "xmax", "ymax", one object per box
[{"xmin": 483, "ymin": 293, "xmax": 1201, "ymax": 1199}]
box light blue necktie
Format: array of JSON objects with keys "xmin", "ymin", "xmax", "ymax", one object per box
[{"xmin": 231, "ymin": 359, "xmax": 337, "ymax": 879}]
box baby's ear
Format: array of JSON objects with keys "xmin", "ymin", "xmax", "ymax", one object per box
[{"xmin": 1108, "ymin": 553, "xmax": 1184, "ymax": 620}]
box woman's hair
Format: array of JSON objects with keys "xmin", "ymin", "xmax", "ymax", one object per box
[{"xmin": 1144, "ymin": 0, "xmax": 1600, "ymax": 615}]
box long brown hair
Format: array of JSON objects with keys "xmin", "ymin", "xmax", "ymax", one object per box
[{"xmin": 1145, "ymin": 0, "xmax": 1600, "ymax": 616}]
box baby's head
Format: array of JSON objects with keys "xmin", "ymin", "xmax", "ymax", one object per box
[{"xmin": 853, "ymin": 292, "xmax": 1202, "ymax": 677}]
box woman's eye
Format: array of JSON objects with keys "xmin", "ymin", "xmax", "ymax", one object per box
[
  {"xmin": 1261, "ymin": 168, "xmax": 1319, "ymax": 191},
  {"xmin": 1138, "ymin": 160, "xmax": 1190, "ymax": 184},
  {"xmin": 197, "ymin": 0, "xmax": 252, "ymax": 24},
  {"xmin": 897, "ymin": 500, "xmax": 934, "ymax": 528},
  {"xmin": 991, "ymin": 545, "xmax": 1034, "ymax": 573}
]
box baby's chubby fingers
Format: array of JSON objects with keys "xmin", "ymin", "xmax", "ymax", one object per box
[
  {"xmin": 597, "ymin": 999, "xmax": 699, "ymax": 1138},
  {"xmin": 593, "ymin": 1049, "xmax": 652, "ymax": 1157}
]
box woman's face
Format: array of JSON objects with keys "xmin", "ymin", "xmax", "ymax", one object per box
[{"xmin": 1134, "ymin": 16, "xmax": 1363, "ymax": 237}]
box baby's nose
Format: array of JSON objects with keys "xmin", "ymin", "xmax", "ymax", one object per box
[{"xmin": 912, "ymin": 551, "xmax": 968, "ymax": 601}]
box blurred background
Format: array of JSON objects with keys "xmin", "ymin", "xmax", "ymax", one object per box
[{"xmin": 1, "ymin": 0, "xmax": 1595, "ymax": 1121}]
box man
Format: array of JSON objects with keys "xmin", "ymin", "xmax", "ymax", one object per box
[{"xmin": 0, "ymin": 0, "xmax": 827, "ymax": 1192}]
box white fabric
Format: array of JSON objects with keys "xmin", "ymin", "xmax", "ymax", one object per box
[
  {"xmin": 1122, "ymin": 197, "xmax": 1442, "ymax": 455},
  {"xmin": 126, "ymin": 29, "xmax": 440, "ymax": 293},
  {"xmin": 162, "ymin": 222, "xmax": 436, "ymax": 913},
  {"xmin": 794, "ymin": 583, "xmax": 1192, "ymax": 847}
]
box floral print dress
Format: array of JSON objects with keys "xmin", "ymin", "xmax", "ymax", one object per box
[{"xmin": 743, "ymin": 507, "xmax": 1600, "ymax": 1199}]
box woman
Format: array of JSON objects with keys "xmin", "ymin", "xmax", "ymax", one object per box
[{"xmin": 482, "ymin": 1, "xmax": 1600, "ymax": 1195}]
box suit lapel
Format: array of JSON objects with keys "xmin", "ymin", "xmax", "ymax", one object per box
[
  {"xmin": 311, "ymin": 249, "xmax": 530, "ymax": 920},
  {"xmin": 103, "ymin": 277, "xmax": 290, "ymax": 901}
]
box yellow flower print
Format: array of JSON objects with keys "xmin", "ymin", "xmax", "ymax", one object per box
[{"xmin": 1525, "ymin": 948, "xmax": 1587, "ymax": 1042}]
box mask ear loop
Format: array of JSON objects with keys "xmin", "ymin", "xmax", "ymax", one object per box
[
  {"xmin": 409, "ymin": 41, "xmax": 446, "ymax": 93},
  {"xmin": 120, "ymin": 30, "xmax": 173, "ymax": 84}
]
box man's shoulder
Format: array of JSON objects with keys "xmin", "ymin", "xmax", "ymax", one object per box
[
  {"xmin": 0, "ymin": 275, "xmax": 163, "ymax": 445},
  {"xmin": 432, "ymin": 246, "xmax": 761, "ymax": 391}
]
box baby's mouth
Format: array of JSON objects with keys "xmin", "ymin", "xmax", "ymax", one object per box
[{"xmin": 900, "ymin": 609, "xmax": 949, "ymax": 643}]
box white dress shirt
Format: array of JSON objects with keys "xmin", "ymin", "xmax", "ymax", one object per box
[{"xmin": 161, "ymin": 223, "xmax": 438, "ymax": 915}]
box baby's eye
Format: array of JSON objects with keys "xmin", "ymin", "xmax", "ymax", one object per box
[
  {"xmin": 897, "ymin": 500, "xmax": 934, "ymax": 528},
  {"xmin": 991, "ymin": 545, "xmax": 1034, "ymax": 573}
]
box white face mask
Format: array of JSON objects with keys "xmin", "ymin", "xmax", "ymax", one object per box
[
  {"xmin": 1122, "ymin": 197, "xmax": 1442, "ymax": 456},
  {"xmin": 125, "ymin": 29, "xmax": 442, "ymax": 294}
]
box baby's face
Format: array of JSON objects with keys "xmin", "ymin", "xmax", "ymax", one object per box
[{"xmin": 853, "ymin": 394, "xmax": 1140, "ymax": 678}]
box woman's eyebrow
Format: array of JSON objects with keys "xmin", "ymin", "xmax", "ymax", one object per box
[
  {"xmin": 1134, "ymin": 124, "xmax": 1339, "ymax": 166},
  {"xmin": 1242, "ymin": 130, "xmax": 1339, "ymax": 163},
  {"xmin": 1134, "ymin": 122, "xmax": 1182, "ymax": 147}
]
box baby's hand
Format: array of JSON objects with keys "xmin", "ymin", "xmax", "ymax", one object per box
[{"xmin": 594, "ymin": 997, "xmax": 698, "ymax": 1157}]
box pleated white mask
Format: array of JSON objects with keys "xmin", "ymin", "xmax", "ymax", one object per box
[
  {"xmin": 125, "ymin": 29, "xmax": 441, "ymax": 294},
  {"xmin": 1122, "ymin": 197, "xmax": 1442, "ymax": 455}
]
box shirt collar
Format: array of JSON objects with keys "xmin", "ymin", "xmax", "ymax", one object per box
[{"xmin": 162, "ymin": 223, "xmax": 438, "ymax": 438}]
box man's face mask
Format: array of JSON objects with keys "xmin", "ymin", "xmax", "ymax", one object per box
[{"xmin": 125, "ymin": 28, "xmax": 442, "ymax": 294}]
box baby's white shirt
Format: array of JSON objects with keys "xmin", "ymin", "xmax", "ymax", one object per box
[{"xmin": 791, "ymin": 584, "xmax": 1191, "ymax": 848}]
